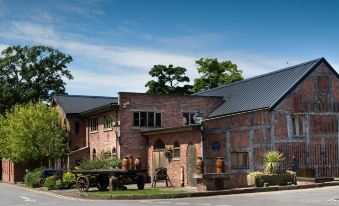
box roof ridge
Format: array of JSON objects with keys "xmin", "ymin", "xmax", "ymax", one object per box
[
  {"xmin": 194, "ymin": 58, "xmax": 323, "ymax": 95},
  {"xmin": 54, "ymin": 94, "xmax": 117, "ymax": 99}
]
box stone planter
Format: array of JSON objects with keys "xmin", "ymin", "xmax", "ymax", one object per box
[
  {"xmin": 134, "ymin": 157, "xmax": 142, "ymax": 169},
  {"xmin": 215, "ymin": 157, "xmax": 225, "ymax": 173},
  {"xmin": 127, "ymin": 155, "xmax": 134, "ymax": 170},
  {"xmin": 122, "ymin": 156, "xmax": 129, "ymax": 170},
  {"xmin": 196, "ymin": 157, "xmax": 204, "ymax": 175},
  {"xmin": 247, "ymin": 172, "xmax": 297, "ymax": 187}
]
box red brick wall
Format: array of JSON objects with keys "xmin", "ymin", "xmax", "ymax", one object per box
[
  {"xmin": 146, "ymin": 128, "xmax": 201, "ymax": 187},
  {"xmin": 54, "ymin": 104, "xmax": 87, "ymax": 167},
  {"xmin": 87, "ymin": 109, "xmax": 118, "ymax": 159},
  {"xmin": 118, "ymin": 93, "xmax": 223, "ymax": 167},
  {"xmin": 274, "ymin": 63, "xmax": 339, "ymax": 142}
]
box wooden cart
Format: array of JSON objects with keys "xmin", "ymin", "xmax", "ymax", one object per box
[{"xmin": 71, "ymin": 169, "xmax": 146, "ymax": 192}]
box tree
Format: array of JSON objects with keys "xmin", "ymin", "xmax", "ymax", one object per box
[
  {"xmin": 192, "ymin": 58, "xmax": 243, "ymax": 92},
  {"xmin": 0, "ymin": 45, "xmax": 73, "ymax": 114},
  {"xmin": 0, "ymin": 102, "xmax": 67, "ymax": 165},
  {"xmin": 145, "ymin": 64, "xmax": 192, "ymax": 95}
]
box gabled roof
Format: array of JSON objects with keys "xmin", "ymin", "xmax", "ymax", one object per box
[
  {"xmin": 53, "ymin": 95, "xmax": 118, "ymax": 114},
  {"xmin": 194, "ymin": 58, "xmax": 338, "ymax": 118}
]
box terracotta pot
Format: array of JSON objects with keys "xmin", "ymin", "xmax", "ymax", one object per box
[
  {"xmin": 134, "ymin": 157, "xmax": 142, "ymax": 169},
  {"xmin": 195, "ymin": 157, "xmax": 204, "ymax": 175},
  {"xmin": 122, "ymin": 156, "xmax": 129, "ymax": 170},
  {"xmin": 127, "ymin": 155, "xmax": 134, "ymax": 170},
  {"xmin": 216, "ymin": 157, "xmax": 225, "ymax": 173}
]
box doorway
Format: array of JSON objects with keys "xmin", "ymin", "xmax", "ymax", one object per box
[{"xmin": 187, "ymin": 144, "xmax": 197, "ymax": 187}]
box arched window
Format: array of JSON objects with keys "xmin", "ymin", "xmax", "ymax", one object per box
[
  {"xmin": 154, "ymin": 139, "xmax": 165, "ymax": 150},
  {"xmin": 92, "ymin": 148, "xmax": 96, "ymax": 160},
  {"xmin": 174, "ymin": 141, "xmax": 180, "ymax": 158}
]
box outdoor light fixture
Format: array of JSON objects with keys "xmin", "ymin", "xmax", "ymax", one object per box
[{"xmin": 193, "ymin": 110, "xmax": 204, "ymax": 126}]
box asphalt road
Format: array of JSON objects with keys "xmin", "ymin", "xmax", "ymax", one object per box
[{"xmin": 2, "ymin": 183, "xmax": 339, "ymax": 206}]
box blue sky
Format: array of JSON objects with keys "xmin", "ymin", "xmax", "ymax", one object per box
[{"xmin": 0, "ymin": 0, "xmax": 339, "ymax": 96}]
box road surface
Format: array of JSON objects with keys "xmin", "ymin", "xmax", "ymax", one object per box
[{"xmin": 1, "ymin": 183, "xmax": 339, "ymax": 206}]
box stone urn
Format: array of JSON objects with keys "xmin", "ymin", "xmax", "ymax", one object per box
[
  {"xmin": 216, "ymin": 157, "xmax": 225, "ymax": 173},
  {"xmin": 195, "ymin": 157, "xmax": 204, "ymax": 175},
  {"xmin": 127, "ymin": 155, "xmax": 134, "ymax": 170},
  {"xmin": 122, "ymin": 156, "xmax": 129, "ymax": 170},
  {"xmin": 134, "ymin": 157, "xmax": 142, "ymax": 169}
]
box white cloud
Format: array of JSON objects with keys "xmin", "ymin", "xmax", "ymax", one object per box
[{"xmin": 0, "ymin": 20, "xmax": 309, "ymax": 96}]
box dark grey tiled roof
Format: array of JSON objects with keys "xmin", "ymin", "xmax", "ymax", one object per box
[
  {"xmin": 53, "ymin": 95, "xmax": 118, "ymax": 114},
  {"xmin": 195, "ymin": 58, "xmax": 335, "ymax": 118}
]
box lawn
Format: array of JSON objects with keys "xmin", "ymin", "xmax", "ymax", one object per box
[{"xmin": 87, "ymin": 189, "xmax": 185, "ymax": 195}]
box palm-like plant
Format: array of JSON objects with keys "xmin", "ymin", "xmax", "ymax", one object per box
[{"xmin": 263, "ymin": 151, "xmax": 285, "ymax": 174}]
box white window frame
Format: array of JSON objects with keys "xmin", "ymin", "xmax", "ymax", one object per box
[{"xmin": 291, "ymin": 116, "xmax": 305, "ymax": 136}]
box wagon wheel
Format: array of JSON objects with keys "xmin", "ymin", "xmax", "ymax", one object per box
[
  {"xmin": 96, "ymin": 174, "xmax": 109, "ymax": 191},
  {"xmin": 136, "ymin": 175, "xmax": 145, "ymax": 190},
  {"xmin": 76, "ymin": 176, "xmax": 90, "ymax": 192}
]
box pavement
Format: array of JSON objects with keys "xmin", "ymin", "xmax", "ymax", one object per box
[{"xmin": 2, "ymin": 182, "xmax": 339, "ymax": 206}]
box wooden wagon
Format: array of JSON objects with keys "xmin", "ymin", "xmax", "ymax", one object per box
[{"xmin": 71, "ymin": 169, "xmax": 147, "ymax": 192}]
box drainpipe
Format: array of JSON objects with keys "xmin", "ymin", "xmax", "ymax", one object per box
[{"xmin": 180, "ymin": 166, "xmax": 184, "ymax": 187}]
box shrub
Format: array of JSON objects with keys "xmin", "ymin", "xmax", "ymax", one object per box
[
  {"xmin": 263, "ymin": 151, "xmax": 284, "ymax": 174},
  {"xmin": 24, "ymin": 167, "xmax": 43, "ymax": 188},
  {"xmin": 44, "ymin": 176, "xmax": 57, "ymax": 190},
  {"xmin": 78, "ymin": 156, "xmax": 121, "ymax": 170},
  {"xmin": 62, "ymin": 171, "xmax": 76, "ymax": 188},
  {"xmin": 55, "ymin": 179, "xmax": 63, "ymax": 189}
]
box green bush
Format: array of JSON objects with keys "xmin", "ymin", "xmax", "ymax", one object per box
[
  {"xmin": 62, "ymin": 171, "xmax": 76, "ymax": 188},
  {"xmin": 78, "ymin": 156, "xmax": 121, "ymax": 170},
  {"xmin": 247, "ymin": 170, "xmax": 297, "ymax": 187},
  {"xmin": 55, "ymin": 179, "xmax": 63, "ymax": 189},
  {"xmin": 24, "ymin": 167, "xmax": 43, "ymax": 188},
  {"xmin": 44, "ymin": 176, "xmax": 57, "ymax": 190}
]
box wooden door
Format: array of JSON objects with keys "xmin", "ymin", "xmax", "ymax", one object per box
[
  {"xmin": 187, "ymin": 144, "xmax": 197, "ymax": 187},
  {"xmin": 152, "ymin": 151, "xmax": 167, "ymax": 170}
]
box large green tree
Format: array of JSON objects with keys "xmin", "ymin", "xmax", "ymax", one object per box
[
  {"xmin": 0, "ymin": 102, "xmax": 67, "ymax": 165},
  {"xmin": 0, "ymin": 45, "xmax": 73, "ymax": 114},
  {"xmin": 145, "ymin": 64, "xmax": 192, "ymax": 95},
  {"xmin": 192, "ymin": 58, "xmax": 243, "ymax": 92}
]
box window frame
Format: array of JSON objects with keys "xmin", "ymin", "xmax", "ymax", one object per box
[
  {"xmin": 103, "ymin": 115, "xmax": 113, "ymax": 130},
  {"xmin": 133, "ymin": 111, "xmax": 162, "ymax": 127},
  {"xmin": 173, "ymin": 141, "xmax": 180, "ymax": 159},
  {"xmin": 75, "ymin": 121, "xmax": 80, "ymax": 136},
  {"xmin": 89, "ymin": 118, "xmax": 98, "ymax": 132},
  {"xmin": 291, "ymin": 116, "xmax": 305, "ymax": 137},
  {"xmin": 231, "ymin": 152, "xmax": 249, "ymax": 169},
  {"xmin": 182, "ymin": 112, "xmax": 196, "ymax": 125}
]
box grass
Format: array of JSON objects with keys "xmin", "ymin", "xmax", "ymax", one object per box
[{"xmin": 87, "ymin": 189, "xmax": 185, "ymax": 195}]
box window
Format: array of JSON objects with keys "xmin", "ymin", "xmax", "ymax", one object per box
[
  {"xmin": 92, "ymin": 149, "xmax": 96, "ymax": 160},
  {"xmin": 211, "ymin": 141, "xmax": 221, "ymax": 151},
  {"xmin": 90, "ymin": 118, "xmax": 98, "ymax": 132},
  {"xmin": 231, "ymin": 152, "xmax": 249, "ymax": 169},
  {"xmin": 75, "ymin": 121, "xmax": 80, "ymax": 135},
  {"xmin": 173, "ymin": 141, "xmax": 180, "ymax": 158},
  {"xmin": 291, "ymin": 116, "xmax": 304, "ymax": 136},
  {"xmin": 133, "ymin": 112, "xmax": 162, "ymax": 127},
  {"xmin": 154, "ymin": 139, "xmax": 165, "ymax": 150},
  {"xmin": 104, "ymin": 115, "xmax": 113, "ymax": 129},
  {"xmin": 183, "ymin": 113, "xmax": 196, "ymax": 125}
]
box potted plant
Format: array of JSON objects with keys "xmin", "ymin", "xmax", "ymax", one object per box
[
  {"xmin": 247, "ymin": 151, "xmax": 297, "ymax": 187},
  {"xmin": 164, "ymin": 146, "xmax": 173, "ymax": 159}
]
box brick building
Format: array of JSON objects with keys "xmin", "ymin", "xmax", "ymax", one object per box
[
  {"xmin": 4, "ymin": 57, "xmax": 339, "ymax": 189},
  {"xmin": 143, "ymin": 58, "xmax": 339, "ymax": 189},
  {"xmin": 52, "ymin": 95, "xmax": 118, "ymax": 167}
]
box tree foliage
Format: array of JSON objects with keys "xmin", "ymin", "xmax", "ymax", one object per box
[
  {"xmin": 145, "ymin": 64, "xmax": 192, "ymax": 95},
  {"xmin": 192, "ymin": 58, "xmax": 243, "ymax": 92},
  {"xmin": 0, "ymin": 45, "xmax": 73, "ymax": 114},
  {"xmin": 0, "ymin": 102, "xmax": 67, "ymax": 164}
]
